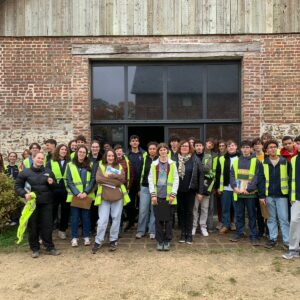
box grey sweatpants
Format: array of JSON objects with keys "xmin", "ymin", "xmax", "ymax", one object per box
[
  {"xmin": 193, "ymin": 195, "xmax": 210, "ymax": 229},
  {"xmin": 289, "ymin": 200, "xmax": 300, "ymax": 252}
]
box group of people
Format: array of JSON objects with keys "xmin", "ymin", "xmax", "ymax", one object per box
[{"xmin": 1, "ymin": 132, "xmax": 300, "ymax": 260}]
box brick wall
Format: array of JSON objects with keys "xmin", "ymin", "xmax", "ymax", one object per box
[{"xmin": 0, "ymin": 34, "xmax": 299, "ymax": 157}]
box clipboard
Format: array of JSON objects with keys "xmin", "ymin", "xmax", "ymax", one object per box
[{"xmin": 71, "ymin": 196, "xmax": 93, "ymax": 210}]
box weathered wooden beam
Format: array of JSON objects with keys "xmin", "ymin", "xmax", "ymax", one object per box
[{"xmin": 72, "ymin": 42, "xmax": 261, "ymax": 55}]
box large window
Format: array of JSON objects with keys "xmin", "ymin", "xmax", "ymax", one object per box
[{"xmin": 91, "ymin": 62, "xmax": 241, "ymax": 148}]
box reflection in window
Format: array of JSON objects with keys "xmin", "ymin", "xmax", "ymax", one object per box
[
  {"xmin": 167, "ymin": 66, "xmax": 203, "ymax": 119},
  {"xmin": 92, "ymin": 67, "xmax": 124, "ymax": 120},
  {"xmin": 207, "ymin": 65, "xmax": 239, "ymax": 119},
  {"xmin": 128, "ymin": 66, "xmax": 163, "ymax": 119},
  {"xmin": 168, "ymin": 128, "xmax": 201, "ymax": 140},
  {"xmin": 92, "ymin": 125, "xmax": 124, "ymax": 147},
  {"xmin": 206, "ymin": 124, "xmax": 240, "ymax": 142}
]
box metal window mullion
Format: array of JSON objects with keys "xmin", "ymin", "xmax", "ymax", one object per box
[
  {"xmin": 163, "ymin": 66, "xmax": 167, "ymax": 120},
  {"xmin": 124, "ymin": 66, "xmax": 128, "ymax": 120}
]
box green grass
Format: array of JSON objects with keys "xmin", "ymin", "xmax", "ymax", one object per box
[
  {"xmin": 0, "ymin": 226, "xmax": 27, "ymax": 252},
  {"xmin": 187, "ymin": 291, "xmax": 201, "ymax": 297},
  {"xmin": 272, "ymin": 257, "xmax": 282, "ymax": 273},
  {"xmin": 228, "ymin": 277, "xmax": 237, "ymax": 284}
]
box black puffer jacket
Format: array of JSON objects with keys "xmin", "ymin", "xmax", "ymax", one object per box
[{"xmin": 15, "ymin": 166, "xmax": 55, "ymax": 204}]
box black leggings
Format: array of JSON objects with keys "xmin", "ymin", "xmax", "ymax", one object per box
[{"xmin": 177, "ymin": 190, "xmax": 196, "ymax": 237}]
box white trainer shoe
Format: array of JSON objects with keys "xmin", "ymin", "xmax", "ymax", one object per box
[
  {"xmin": 192, "ymin": 227, "xmax": 196, "ymax": 236},
  {"xmin": 71, "ymin": 238, "xmax": 78, "ymax": 247},
  {"xmin": 201, "ymin": 226, "xmax": 209, "ymax": 237},
  {"xmin": 149, "ymin": 234, "xmax": 155, "ymax": 240},
  {"xmin": 84, "ymin": 237, "xmax": 91, "ymax": 246}
]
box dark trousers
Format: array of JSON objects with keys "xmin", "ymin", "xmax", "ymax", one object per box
[
  {"xmin": 235, "ymin": 197, "xmax": 257, "ymax": 240},
  {"xmin": 153, "ymin": 198, "xmax": 173, "ymax": 243},
  {"xmin": 256, "ymin": 198, "xmax": 267, "ymax": 237},
  {"xmin": 177, "ymin": 190, "xmax": 196, "ymax": 237},
  {"xmin": 90, "ymin": 204, "xmax": 99, "ymax": 233},
  {"xmin": 28, "ymin": 203, "xmax": 55, "ymax": 251},
  {"xmin": 126, "ymin": 184, "xmax": 139, "ymax": 226},
  {"xmin": 53, "ymin": 190, "xmax": 70, "ymax": 232}
]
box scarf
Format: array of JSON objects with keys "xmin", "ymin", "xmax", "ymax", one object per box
[{"xmin": 178, "ymin": 154, "xmax": 192, "ymax": 179}]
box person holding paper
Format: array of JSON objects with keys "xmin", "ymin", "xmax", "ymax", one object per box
[
  {"xmin": 15, "ymin": 152, "xmax": 60, "ymax": 258},
  {"xmin": 258, "ymin": 139, "xmax": 290, "ymax": 249},
  {"xmin": 92, "ymin": 149, "xmax": 130, "ymax": 253},
  {"xmin": 66, "ymin": 145, "xmax": 95, "ymax": 247}
]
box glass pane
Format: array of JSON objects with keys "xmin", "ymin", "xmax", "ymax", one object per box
[
  {"xmin": 168, "ymin": 127, "xmax": 201, "ymax": 141},
  {"xmin": 207, "ymin": 64, "xmax": 240, "ymax": 119},
  {"xmin": 128, "ymin": 66, "xmax": 163, "ymax": 119},
  {"xmin": 206, "ymin": 124, "xmax": 241, "ymax": 143},
  {"xmin": 167, "ymin": 66, "xmax": 203, "ymax": 119},
  {"xmin": 92, "ymin": 66, "xmax": 124, "ymax": 120},
  {"xmin": 92, "ymin": 125, "xmax": 124, "ymax": 148}
]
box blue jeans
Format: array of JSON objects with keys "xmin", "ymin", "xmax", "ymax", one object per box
[
  {"xmin": 71, "ymin": 207, "xmax": 90, "ymax": 239},
  {"xmin": 95, "ymin": 199, "xmax": 123, "ymax": 244},
  {"xmin": 137, "ymin": 186, "xmax": 155, "ymax": 235},
  {"xmin": 266, "ymin": 197, "xmax": 290, "ymax": 244},
  {"xmin": 235, "ymin": 197, "xmax": 257, "ymax": 240},
  {"xmin": 221, "ymin": 191, "xmax": 236, "ymax": 229}
]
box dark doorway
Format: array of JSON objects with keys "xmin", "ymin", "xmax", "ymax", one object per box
[{"xmin": 128, "ymin": 126, "xmax": 164, "ymax": 150}]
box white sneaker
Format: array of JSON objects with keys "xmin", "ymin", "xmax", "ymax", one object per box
[
  {"xmin": 135, "ymin": 233, "xmax": 143, "ymax": 239},
  {"xmin": 201, "ymin": 226, "xmax": 209, "ymax": 237},
  {"xmin": 71, "ymin": 238, "xmax": 78, "ymax": 247},
  {"xmin": 58, "ymin": 231, "xmax": 67, "ymax": 240},
  {"xmin": 84, "ymin": 237, "xmax": 91, "ymax": 246},
  {"xmin": 192, "ymin": 227, "xmax": 196, "ymax": 236},
  {"xmin": 149, "ymin": 234, "xmax": 155, "ymax": 240}
]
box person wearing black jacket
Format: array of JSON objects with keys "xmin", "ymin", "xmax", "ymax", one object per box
[
  {"xmin": 15, "ymin": 152, "xmax": 60, "ymax": 258},
  {"xmin": 136, "ymin": 142, "xmax": 158, "ymax": 239},
  {"xmin": 46, "ymin": 144, "xmax": 70, "ymax": 240},
  {"xmin": 177, "ymin": 140, "xmax": 204, "ymax": 244},
  {"xmin": 5, "ymin": 152, "xmax": 19, "ymax": 180},
  {"xmin": 126, "ymin": 135, "xmax": 145, "ymax": 230}
]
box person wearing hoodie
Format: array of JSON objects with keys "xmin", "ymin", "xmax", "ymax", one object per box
[
  {"xmin": 215, "ymin": 140, "xmax": 239, "ymax": 234},
  {"xmin": 230, "ymin": 140, "xmax": 261, "ymax": 246},
  {"xmin": 280, "ymin": 136, "xmax": 297, "ymax": 162}
]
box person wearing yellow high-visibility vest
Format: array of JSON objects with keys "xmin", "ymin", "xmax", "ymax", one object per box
[
  {"xmin": 203, "ymin": 138, "xmax": 219, "ymax": 234},
  {"xmin": 282, "ymin": 136, "xmax": 300, "ymax": 260},
  {"xmin": 15, "ymin": 152, "xmax": 61, "ymax": 258},
  {"xmin": 70, "ymin": 135, "xmax": 87, "ymax": 161},
  {"xmin": 257, "ymin": 139, "xmax": 290, "ymax": 250},
  {"xmin": 43, "ymin": 138, "xmax": 57, "ymax": 166},
  {"xmin": 136, "ymin": 142, "xmax": 158, "ymax": 240},
  {"xmin": 148, "ymin": 143, "xmax": 179, "ymax": 251},
  {"xmin": 46, "ymin": 144, "xmax": 70, "ymax": 240},
  {"xmin": 19, "ymin": 143, "xmax": 41, "ymax": 172},
  {"xmin": 66, "ymin": 145, "xmax": 96, "ymax": 247},
  {"xmin": 68, "ymin": 139, "xmax": 77, "ymax": 159},
  {"xmin": 92, "ymin": 149, "xmax": 130, "ymax": 253},
  {"xmin": 215, "ymin": 140, "xmax": 239, "ymax": 234},
  {"xmin": 229, "ymin": 140, "xmax": 261, "ymax": 246}
]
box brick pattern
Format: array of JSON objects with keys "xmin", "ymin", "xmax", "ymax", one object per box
[{"xmin": 0, "ymin": 35, "xmax": 299, "ymax": 156}]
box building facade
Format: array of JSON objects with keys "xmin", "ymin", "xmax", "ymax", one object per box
[{"xmin": 0, "ymin": 0, "xmax": 299, "ymax": 153}]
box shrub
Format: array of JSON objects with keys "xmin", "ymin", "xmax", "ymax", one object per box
[{"xmin": 0, "ymin": 173, "xmax": 23, "ymax": 231}]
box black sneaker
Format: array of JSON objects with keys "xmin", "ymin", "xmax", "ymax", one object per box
[
  {"xmin": 109, "ymin": 241, "xmax": 118, "ymax": 251},
  {"xmin": 45, "ymin": 248, "xmax": 61, "ymax": 256},
  {"xmin": 179, "ymin": 233, "xmax": 186, "ymax": 243},
  {"xmin": 250, "ymin": 239, "xmax": 260, "ymax": 246},
  {"xmin": 186, "ymin": 235, "xmax": 193, "ymax": 245},
  {"xmin": 264, "ymin": 240, "xmax": 277, "ymax": 249},
  {"xmin": 92, "ymin": 242, "xmax": 102, "ymax": 254}
]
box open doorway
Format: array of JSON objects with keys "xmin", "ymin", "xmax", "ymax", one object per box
[{"xmin": 128, "ymin": 126, "xmax": 164, "ymax": 150}]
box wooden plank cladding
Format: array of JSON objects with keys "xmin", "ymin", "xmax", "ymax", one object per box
[{"xmin": 0, "ymin": 0, "xmax": 299, "ymax": 36}]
